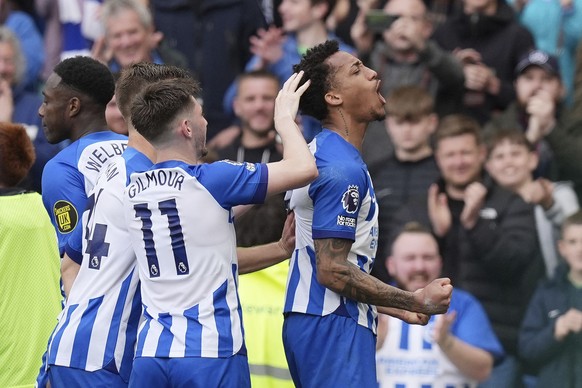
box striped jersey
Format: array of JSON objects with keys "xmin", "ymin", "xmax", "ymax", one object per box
[
  {"xmin": 376, "ymin": 289, "xmax": 504, "ymax": 388},
  {"xmin": 42, "ymin": 131, "xmax": 128, "ymax": 255},
  {"xmin": 46, "ymin": 147, "xmax": 152, "ymax": 382},
  {"xmin": 284, "ymin": 129, "xmax": 379, "ymax": 332},
  {"xmin": 124, "ymin": 159, "xmax": 268, "ymax": 358}
]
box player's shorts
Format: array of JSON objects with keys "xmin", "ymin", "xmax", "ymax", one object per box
[
  {"xmin": 48, "ymin": 365, "xmax": 127, "ymax": 387},
  {"xmin": 128, "ymin": 354, "xmax": 250, "ymax": 388},
  {"xmin": 283, "ymin": 312, "xmax": 377, "ymax": 388}
]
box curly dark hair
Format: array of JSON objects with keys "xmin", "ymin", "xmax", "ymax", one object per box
[
  {"xmin": 0, "ymin": 122, "xmax": 35, "ymax": 186},
  {"xmin": 292, "ymin": 40, "xmax": 339, "ymax": 121},
  {"xmin": 116, "ymin": 63, "xmax": 196, "ymax": 119},
  {"xmin": 53, "ymin": 56, "xmax": 115, "ymax": 106}
]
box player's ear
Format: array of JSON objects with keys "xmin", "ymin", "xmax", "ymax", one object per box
[
  {"xmin": 324, "ymin": 92, "xmax": 342, "ymax": 107},
  {"xmin": 180, "ymin": 119, "xmax": 192, "ymax": 138},
  {"xmin": 68, "ymin": 97, "xmax": 81, "ymax": 117}
]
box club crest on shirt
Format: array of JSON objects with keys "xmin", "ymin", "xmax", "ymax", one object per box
[
  {"xmin": 341, "ymin": 185, "xmax": 359, "ymax": 214},
  {"xmin": 53, "ymin": 200, "xmax": 78, "ymax": 234}
]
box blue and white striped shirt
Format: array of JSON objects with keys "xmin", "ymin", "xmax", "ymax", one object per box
[
  {"xmin": 124, "ymin": 160, "xmax": 267, "ymax": 358},
  {"xmin": 284, "ymin": 129, "xmax": 379, "ymax": 332}
]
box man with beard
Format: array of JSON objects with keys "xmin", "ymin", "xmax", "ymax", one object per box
[{"xmin": 376, "ymin": 222, "xmax": 503, "ymax": 387}]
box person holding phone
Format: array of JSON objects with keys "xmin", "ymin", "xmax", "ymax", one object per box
[{"xmin": 350, "ymin": 0, "xmax": 465, "ymax": 118}]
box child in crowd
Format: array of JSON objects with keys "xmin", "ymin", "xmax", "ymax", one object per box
[
  {"xmin": 485, "ymin": 128, "xmax": 579, "ymax": 278},
  {"xmin": 519, "ymin": 211, "xmax": 582, "ymax": 388}
]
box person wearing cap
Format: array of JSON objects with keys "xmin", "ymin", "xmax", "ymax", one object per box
[{"xmin": 484, "ymin": 49, "xmax": 582, "ymax": 202}]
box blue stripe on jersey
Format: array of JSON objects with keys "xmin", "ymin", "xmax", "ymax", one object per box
[
  {"xmin": 48, "ymin": 305, "xmax": 78, "ymax": 363},
  {"xmin": 119, "ymin": 285, "xmax": 142, "ymax": 381},
  {"xmin": 306, "ymin": 246, "xmax": 325, "ymax": 315},
  {"xmin": 184, "ymin": 304, "xmax": 202, "ymax": 357},
  {"xmin": 366, "ymin": 306, "xmax": 375, "ymax": 330},
  {"xmin": 135, "ymin": 309, "xmax": 152, "ymax": 358},
  {"xmin": 365, "ymin": 192, "xmax": 376, "ymax": 222},
  {"xmin": 155, "ymin": 313, "xmax": 174, "ymax": 357},
  {"xmin": 250, "ymin": 166, "xmax": 269, "ymax": 204},
  {"xmin": 396, "ymin": 384, "xmax": 405, "ymax": 388},
  {"xmin": 356, "ymin": 255, "xmax": 366, "ymax": 271},
  {"xmin": 71, "ymin": 296, "xmax": 104, "ymax": 368},
  {"xmin": 399, "ymin": 322, "xmax": 410, "ymax": 350},
  {"xmin": 232, "ymin": 264, "xmax": 245, "ymax": 340},
  {"xmin": 102, "ymin": 270, "xmax": 134, "ymax": 368},
  {"xmin": 423, "ymin": 333, "xmax": 432, "ymax": 350},
  {"xmin": 213, "ymin": 280, "xmax": 233, "ymax": 357},
  {"xmin": 284, "ymin": 250, "xmax": 301, "ymax": 312},
  {"xmin": 422, "ymin": 385, "xmax": 432, "ymax": 388}
]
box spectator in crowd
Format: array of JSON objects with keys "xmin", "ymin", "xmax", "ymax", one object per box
[
  {"xmin": 350, "ymin": 0, "xmax": 465, "ymax": 117},
  {"xmin": 367, "ymin": 86, "xmax": 440, "ymax": 282},
  {"xmin": 377, "ymin": 222, "xmax": 503, "ymax": 387},
  {"xmin": 484, "ymin": 50, "xmax": 582, "ymax": 201},
  {"xmin": 508, "ymin": 0, "xmax": 582, "ymax": 105},
  {"xmin": 519, "ymin": 210, "xmax": 582, "ymax": 388},
  {"xmin": 391, "ymin": 114, "xmax": 545, "ymax": 388},
  {"xmin": 34, "ymin": 0, "xmax": 60, "ymax": 81},
  {"xmin": 98, "ymin": 0, "xmax": 188, "ymax": 73},
  {"xmin": 224, "ymin": 0, "xmax": 355, "ymax": 142},
  {"xmin": 485, "ymin": 128, "xmax": 579, "ymax": 278},
  {"xmin": 432, "ymin": 0, "xmax": 534, "ymax": 124},
  {"xmin": 150, "ymin": 0, "xmax": 267, "ymax": 139},
  {"xmin": 0, "ymin": 122, "xmax": 62, "ymax": 388},
  {"xmin": 0, "ymin": 26, "xmax": 63, "ymax": 192},
  {"xmin": 40, "ymin": 55, "xmax": 127, "ymax": 256},
  {"xmin": 217, "ymin": 70, "xmax": 283, "ymax": 164},
  {"xmin": 283, "ymin": 40, "xmax": 451, "ymax": 387},
  {"xmin": 0, "ymin": 0, "xmax": 44, "ymax": 90}
]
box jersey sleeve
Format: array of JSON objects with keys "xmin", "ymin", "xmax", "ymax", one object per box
[
  {"xmin": 194, "ymin": 161, "xmax": 268, "ymax": 208},
  {"xmin": 64, "ymin": 223, "xmax": 84, "ymax": 265},
  {"xmin": 42, "ymin": 159, "xmax": 87, "ymax": 256},
  {"xmin": 309, "ymin": 162, "xmax": 368, "ymax": 241},
  {"xmin": 450, "ymin": 289, "xmax": 505, "ymax": 361}
]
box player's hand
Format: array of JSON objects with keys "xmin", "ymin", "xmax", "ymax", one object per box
[
  {"xmin": 414, "ymin": 277, "xmax": 452, "ymax": 315},
  {"xmin": 555, "ymin": 308, "xmax": 582, "ymax": 341},
  {"xmin": 278, "ymin": 211, "xmax": 296, "ymax": 258},
  {"xmin": 274, "ymin": 71, "xmax": 310, "ymax": 122},
  {"xmin": 460, "ymin": 182, "xmax": 487, "ymax": 229},
  {"xmin": 427, "ymin": 184, "xmax": 451, "ymax": 237},
  {"xmin": 378, "ymin": 306, "xmax": 430, "ymax": 326}
]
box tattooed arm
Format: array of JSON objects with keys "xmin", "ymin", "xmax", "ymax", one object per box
[{"xmin": 314, "ymin": 238, "xmax": 452, "ymax": 315}]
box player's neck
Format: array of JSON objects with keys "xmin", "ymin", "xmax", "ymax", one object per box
[
  {"xmin": 128, "ymin": 128, "xmax": 156, "ymax": 161},
  {"xmin": 323, "ymin": 110, "xmax": 367, "ymax": 152},
  {"xmin": 156, "ymin": 147, "xmax": 200, "ymax": 166},
  {"xmin": 72, "ymin": 116, "xmax": 109, "ymax": 141}
]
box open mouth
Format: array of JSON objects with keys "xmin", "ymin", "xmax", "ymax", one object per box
[{"xmin": 376, "ymin": 81, "xmax": 386, "ymax": 104}]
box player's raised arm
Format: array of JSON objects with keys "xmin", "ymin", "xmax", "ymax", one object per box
[{"xmin": 265, "ymin": 71, "xmax": 318, "ymax": 196}]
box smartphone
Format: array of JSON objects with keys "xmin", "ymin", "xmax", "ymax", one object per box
[{"xmin": 365, "ymin": 10, "xmax": 399, "ymax": 34}]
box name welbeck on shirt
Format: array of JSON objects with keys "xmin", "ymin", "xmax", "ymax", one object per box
[
  {"xmin": 127, "ymin": 169, "xmax": 185, "ymax": 198},
  {"xmin": 86, "ymin": 142, "xmax": 128, "ymax": 172}
]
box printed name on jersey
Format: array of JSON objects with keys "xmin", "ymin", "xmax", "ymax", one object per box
[
  {"xmin": 341, "ymin": 185, "xmax": 359, "ymax": 214},
  {"xmin": 53, "ymin": 200, "xmax": 78, "ymax": 233},
  {"xmin": 127, "ymin": 169, "xmax": 185, "ymax": 198},
  {"xmin": 337, "ymin": 215, "xmax": 356, "ymax": 227},
  {"xmin": 85, "ymin": 142, "xmax": 128, "ymax": 172}
]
